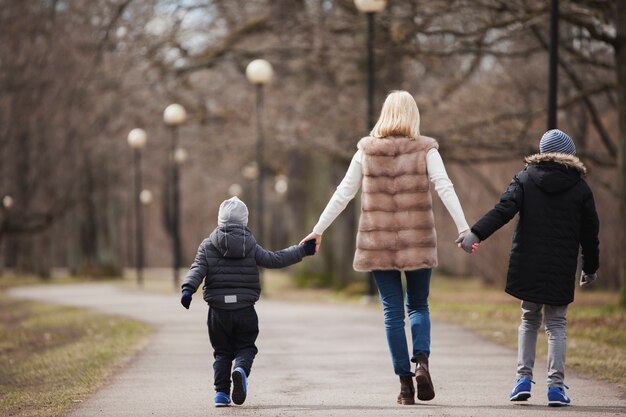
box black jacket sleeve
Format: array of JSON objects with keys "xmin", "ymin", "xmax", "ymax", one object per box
[
  {"xmin": 471, "ymin": 173, "xmax": 524, "ymax": 241},
  {"xmin": 580, "ymin": 183, "xmax": 600, "ymax": 274},
  {"xmin": 181, "ymin": 242, "xmax": 208, "ymax": 293},
  {"xmin": 254, "ymin": 244, "xmax": 306, "ymax": 269}
]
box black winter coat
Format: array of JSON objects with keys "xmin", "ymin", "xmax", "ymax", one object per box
[
  {"xmin": 471, "ymin": 153, "xmax": 599, "ymax": 306},
  {"xmin": 182, "ymin": 224, "xmax": 306, "ymax": 309}
]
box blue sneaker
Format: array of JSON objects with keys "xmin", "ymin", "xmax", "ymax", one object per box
[
  {"xmin": 231, "ymin": 367, "xmax": 247, "ymax": 405},
  {"xmin": 214, "ymin": 391, "xmax": 231, "ymax": 407},
  {"xmin": 509, "ymin": 377, "xmax": 534, "ymax": 401},
  {"xmin": 548, "ymin": 386, "xmax": 571, "ymax": 407}
]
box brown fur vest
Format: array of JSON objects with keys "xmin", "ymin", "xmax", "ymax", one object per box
[{"xmin": 353, "ymin": 136, "xmax": 439, "ymax": 272}]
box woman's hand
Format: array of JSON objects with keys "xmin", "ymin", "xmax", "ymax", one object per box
[
  {"xmin": 300, "ymin": 232, "xmax": 322, "ymax": 253},
  {"xmin": 455, "ymin": 229, "xmax": 470, "ymax": 245}
]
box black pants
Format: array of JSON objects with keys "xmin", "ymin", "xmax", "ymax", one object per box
[{"xmin": 208, "ymin": 305, "xmax": 259, "ymax": 393}]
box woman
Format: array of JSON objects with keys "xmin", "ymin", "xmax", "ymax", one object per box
[{"xmin": 300, "ymin": 90, "xmax": 469, "ymax": 404}]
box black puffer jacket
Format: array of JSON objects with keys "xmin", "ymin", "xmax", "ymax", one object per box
[
  {"xmin": 471, "ymin": 153, "xmax": 599, "ymax": 306},
  {"xmin": 182, "ymin": 224, "xmax": 306, "ymax": 309}
]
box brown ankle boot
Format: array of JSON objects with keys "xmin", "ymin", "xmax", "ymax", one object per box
[
  {"xmin": 414, "ymin": 355, "xmax": 435, "ymax": 401},
  {"xmin": 397, "ymin": 376, "xmax": 415, "ymax": 405}
]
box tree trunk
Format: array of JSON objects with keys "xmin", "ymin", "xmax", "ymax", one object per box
[
  {"xmin": 36, "ymin": 230, "xmax": 52, "ymax": 279},
  {"xmin": 615, "ymin": 2, "xmax": 626, "ymax": 306}
]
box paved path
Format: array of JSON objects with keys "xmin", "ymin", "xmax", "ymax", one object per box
[{"xmin": 9, "ymin": 284, "xmax": 626, "ymax": 417}]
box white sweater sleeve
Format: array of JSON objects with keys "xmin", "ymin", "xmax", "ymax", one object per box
[
  {"xmin": 312, "ymin": 150, "xmax": 363, "ymax": 235},
  {"xmin": 427, "ymin": 148, "xmax": 470, "ymax": 233}
]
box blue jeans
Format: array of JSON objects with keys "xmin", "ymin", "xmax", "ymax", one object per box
[{"xmin": 373, "ymin": 269, "xmax": 432, "ymax": 377}]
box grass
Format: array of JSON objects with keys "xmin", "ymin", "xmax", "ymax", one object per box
[
  {"xmin": 0, "ymin": 293, "xmax": 153, "ymax": 417},
  {"xmin": 0, "ymin": 273, "xmax": 121, "ymax": 291}
]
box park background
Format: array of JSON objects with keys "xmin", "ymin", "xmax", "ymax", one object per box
[
  {"xmin": 1, "ymin": 0, "xmax": 623, "ymax": 297},
  {"xmin": 1, "ymin": 1, "xmax": 625, "ymax": 416}
]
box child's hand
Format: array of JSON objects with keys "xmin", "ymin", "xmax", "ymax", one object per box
[
  {"xmin": 299, "ymin": 232, "xmax": 322, "ymax": 253},
  {"xmin": 580, "ymin": 271, "xmax": 597, "ymax": 287},
  {"xmin": 457, "ymin": 232, "xmax": 481, "ymax": 253},
  {"xmin": 302, "ymin": 239, "xmax": 316, "ymax": 256},
  {"xmin": 181, "ymin": 290, "xmax": 193, "ymax": 309}
]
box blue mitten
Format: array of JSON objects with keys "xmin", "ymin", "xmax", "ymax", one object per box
[
  {"xmin": 181, "ymin": 289, "xmax": 193, "ymax": 309},
  {"xmin": 302, "ymin": 239, "xmax": 316, "ymax": 256}
]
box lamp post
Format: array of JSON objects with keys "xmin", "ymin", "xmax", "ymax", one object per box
[
  {"xmin": 355, "ymin": 0, "xmax": 386, "ymax": 297},
  {"xmin": 139, "ymin": 189, "xmax": 153, "ymax": 277},
  {"xmin": 272, "ymin": 175, "xmax": 289, "ymax": 248},
  {"xmin": 0, "ymin": 195, "xmax": 12, "ymax": 276},
  {"xmin": 163, "ymin": 103, "xmax": 187, "ymax": 289},
  {"xmin": 127, "ymin": 128, "xmax": 147, "ymax": 287},
  {"xmin": 547, "ymin": 0, "xmax": 559, "ymax": 129},
  {"xmin": 246, "ymin": 59, "xmax": 273, "ymax": 248},
  {"xmin": 355, "ymin": 0, "xmax": 386, "ymax": 130}
]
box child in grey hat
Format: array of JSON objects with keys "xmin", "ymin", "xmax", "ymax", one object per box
[
  {"xmin": 458, "ymin": 129, "xmax": 599, "ymax": 407},
  {"xmin": 180, "ymin": 196, "xmax": 316, "ymax": 407}
]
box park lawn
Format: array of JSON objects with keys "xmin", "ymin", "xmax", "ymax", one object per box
[
  {"xmin": 428, "ymin": 276, "xmax": 626, "ymax": 389},
  {"xmin": 0, "ymin": 293, "xmax": 153, "ymax": 417},
  {"xmin": 0, "ymin": 273, "xmax": 120, "ymax": 291}
]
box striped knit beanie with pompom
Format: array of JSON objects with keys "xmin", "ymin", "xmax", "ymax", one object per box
[{"xmin": 539, "ymin": 129, "xmax": 576, "ymax": 155}]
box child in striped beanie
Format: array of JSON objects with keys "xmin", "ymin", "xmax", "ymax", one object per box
[{"xmin": 457, "ymin": 127, "xmax": 600, "ymax": 407}]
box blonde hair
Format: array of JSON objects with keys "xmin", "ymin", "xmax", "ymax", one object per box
[{"xmin": 370, "ymin": 90, "xmax": 420, "ymax": 139}]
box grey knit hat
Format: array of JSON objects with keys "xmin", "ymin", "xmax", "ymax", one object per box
[
  {"xmin": 539, "ymin": 129, "xmax": 576, "ymax": 155},
  {"xmin": 218, "ymin": 196, "xmax": 249, "ymax": 226}
]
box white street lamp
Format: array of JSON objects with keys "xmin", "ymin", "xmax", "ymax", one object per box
[
  {"xmin": 163, "ymin": 103, "xmax": 187, "ymax": 126},
  {"xmin": 245, "ymin": 59, "xmax": 273, "ymax": 85},
  {"xmin": 274, "ymin": 175, "xmax": 288, "ymax": 195},
  {"xmin": 354, "ymin": 0, "xmax": 386, "ymax": 13},
  {"xmin": 2, "ymin": 195, "xmax": 13, "ymax": 209},
  {"xmin": 242, "ymin": 163, "xmax": 259, "ymax": 181},
  {"xmin": 140, "ymin": 189, "xmax": 153, "ymax": 205},
  {"xmin": 228, "ymin": 183, "xmax": 243, "ymax": 197},
  {"xmin": 174, "ymin": 147, "xmax": 188, "ymax": 164},
  {"xmin": 127, "ymin": 128, "xmax": 147, "ymax": 149}
]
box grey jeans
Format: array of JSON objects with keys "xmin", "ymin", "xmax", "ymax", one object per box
[{"xmin": 517, "ymin": 300, "xmax": 569, "ymax": 388}]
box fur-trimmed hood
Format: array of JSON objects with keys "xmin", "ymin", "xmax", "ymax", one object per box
[
  {"xmin": 524, "ymin": 152, "xmax": 586, "ymax": 194},
  {"xmin": 524, "ymin": 152, "xmax": 587, "ymax": 175}
]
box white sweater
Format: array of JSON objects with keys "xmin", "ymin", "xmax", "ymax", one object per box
[{"xmin": 312, "ymin": 148, "xmax": 469, "ymax": 235}]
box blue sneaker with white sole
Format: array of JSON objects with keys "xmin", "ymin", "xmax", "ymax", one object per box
[
  {"xmin": 548, "ymin": 386, "xmax": 571, "ymax": 407},
  {"xmin": 214, "ymin": 391, "xmax": 231, "ymax": 407},
  {"xmin": 231, "ymin": 367, "xmax": 247, "ymax": 405},
  {"xmin": 509, "ymin": 377, "xmax": 534, "ymax": 401}
]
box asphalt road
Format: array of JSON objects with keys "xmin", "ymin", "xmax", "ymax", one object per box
[{"xmin": 9, "ymin": 283, "xmax": 626, "ymax": 417}]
